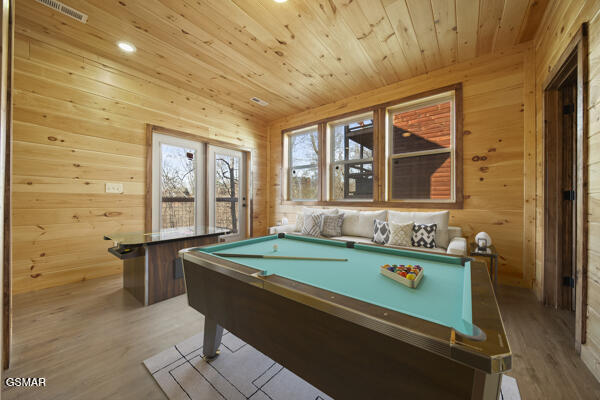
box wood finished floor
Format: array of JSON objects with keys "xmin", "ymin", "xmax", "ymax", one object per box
[{"xmin": 1, "ymin": 276, "xmax": 600, "ymax": 399}]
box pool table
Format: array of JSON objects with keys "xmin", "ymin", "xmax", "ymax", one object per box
[{"xmin": 181, "ymin": 233, "xmax": 511, "ymax": 400}]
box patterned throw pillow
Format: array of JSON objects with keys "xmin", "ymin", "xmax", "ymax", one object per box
[
  {"xmin": 373, "ymin": 219, "xmax": 390, "ymax": 245},
  {"xmin": 302, "ymin": 214, "xmax": 322, "ymax": 237},
  {"xmin": 294, "ymin": 212, "xmax": 304, "ymax": 232},
  {"xmin": 412, "ymin": 223, "xmax": 437, "ymax": 248},
  {"xmin": 321, "ymin": 214, "xmax": 344, "ymax": 237},
  {"xmin": 388, "ymin": 222, "xmax": 414, "ymax": 247}
]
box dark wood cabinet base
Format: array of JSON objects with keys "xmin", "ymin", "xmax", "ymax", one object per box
[{"xmin": 117, "ymin": 235, "xmax": 221, "ymax": 306}]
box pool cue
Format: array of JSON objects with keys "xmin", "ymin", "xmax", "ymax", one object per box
[{"xmin": 213, "ymin": 253, "xmax": 348, "ymax": 262}]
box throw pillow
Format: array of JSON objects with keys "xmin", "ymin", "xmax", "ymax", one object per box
[
  {"xmin": 302, "ymin": 214, "xmax": 322, "ymax": 237},
  {"xmin": 373, "ymin": 219, "xmax": 390, "ymax": 245},
  {"xmin": 388, "ymin": 222, "xmax": 414, "ymax": 247},
  {"xmin": 294, "ymin": 212, "xmax": 304, "ymax": 233},
  {"xmin": 321, "ymin": 214, "xmax": 344, "ymax": 237},
  {"xmin": 388, "ymin": 210, "xmax": 449, "ymax": 248},
  {"xmin": 342, "ymin": 210, "xmax": 387, "ymax": 238},
  {"xmin": 412, "ymin": 223, "xmax": 437, "ymax": 248},
  {"xmin": 338, "ymin": 209, "xmax": 360, "ymax": 236}
]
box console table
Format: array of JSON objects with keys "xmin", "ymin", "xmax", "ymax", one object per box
[{"xmin": 105, "ymin": 227, "xmax": 230, "ymax": 305}]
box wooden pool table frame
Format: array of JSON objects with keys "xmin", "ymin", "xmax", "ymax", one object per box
[{"xmin": 180, "ymin": 233, "xmax": 511, "ymax": 400}]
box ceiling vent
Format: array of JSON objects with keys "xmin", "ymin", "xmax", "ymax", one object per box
[
  {"xmin": 35, "ymin": 0, "xmax": 88, "ymax": 23},
  {"xmin": 250, "ymin": 97, "xmax": 269, "ymax": 107}
]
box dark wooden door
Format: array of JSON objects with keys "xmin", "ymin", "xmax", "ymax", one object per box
[{"xmin": 559, "ymin": 75, "xmax": 577, "ymax": 311}]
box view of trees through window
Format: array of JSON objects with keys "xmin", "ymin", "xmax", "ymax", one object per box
[
  {"xmin": 289, "ymin": 128, "xmax": 319, "ymax": 200},
  {"xmin": 284, "ymin": 89, "xmax": 457, "ymax": 204},
  {"xmin": 215, "ymin": 155, "xmax": 240, "ymax": 233},
  {"xmin": 160, "ymin": 144, "xmax": 196, "ymax": 231},
  {"xmin": 331, "ymin": 116, "xmax": 374, "ymax": 200}
]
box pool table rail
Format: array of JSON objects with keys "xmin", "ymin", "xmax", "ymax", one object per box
[{"xmin": 180, "ymin": 244, "xmax": 511, "ymax": 375}]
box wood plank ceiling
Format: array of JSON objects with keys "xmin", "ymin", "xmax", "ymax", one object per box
[{"xmin": 16, "ymin": 0, "xmax": 548, "ymax": 122}]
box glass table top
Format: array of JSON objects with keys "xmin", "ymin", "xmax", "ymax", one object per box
[{"xmin": 104, "ymin": 226, "xmax": 231, "ymax": 246}]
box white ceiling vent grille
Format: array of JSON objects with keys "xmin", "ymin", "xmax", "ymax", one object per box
[
  {"xmin": 250, "ymin": 97, "xmax": 269, "ymax": 107},
  {"xmin": 35, "ymin": 0, "xmax": 88, "ymax": 23}
]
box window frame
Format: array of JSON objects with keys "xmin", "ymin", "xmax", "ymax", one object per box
[
  {"xmin": 286, "ymin": 125, "xmax": 320, "ymax": 201},
  {"xmin": 146, "ymin": 124, "xmax": 254, "ymax": 236},
  {"xmin": 327, "ymin": 112, "xmax": 375, "ymax": 202},
  {"xmin": 280, "ymin": 83, "xmax": 463, "ymax": 209},
  {"xmin": 386, "ymin": 91, "xmax": 456, "ymax": 203}
]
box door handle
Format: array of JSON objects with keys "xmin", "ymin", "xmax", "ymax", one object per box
[{"xmin": 563, "ymin": 190, "xmax": 575, "ymax": 201}]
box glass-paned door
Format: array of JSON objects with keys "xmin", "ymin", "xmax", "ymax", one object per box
[
  {"xmin": 152, "ymin": 133, "xmax": 204, "ymax": 233},
  {"xmin": 207, "ymin": 145, "xmax": 247, "ymax": 241}
]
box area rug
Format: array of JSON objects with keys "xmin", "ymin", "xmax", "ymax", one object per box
[{"xmin": 144, "ymin": 331, "xmax": 521, "ymax": 399}]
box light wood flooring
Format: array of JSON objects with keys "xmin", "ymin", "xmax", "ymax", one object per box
[{"xmin": 2, "ymin": 276, "xmax": 600, "ymax": 399}]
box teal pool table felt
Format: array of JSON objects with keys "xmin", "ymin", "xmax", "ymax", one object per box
[{"xmin": 199, "ymin": 235, "xmax": 475, "ymax": 336}]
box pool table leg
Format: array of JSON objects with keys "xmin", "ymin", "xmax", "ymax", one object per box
[
  {"xmin": 202, "ymin": 317, "xmax": 223, "ymax": 359},
  {"xmin": 471, "ymin": 369, "xmax": 502, "ymax": 399}
]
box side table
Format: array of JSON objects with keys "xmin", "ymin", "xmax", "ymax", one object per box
[{"xmin": 469, "ymin": 243, "xmax": 498, "ymax": 291}]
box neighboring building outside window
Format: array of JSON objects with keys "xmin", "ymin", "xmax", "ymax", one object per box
[
  {"xmin": 328, "ymin": 113, "xmax": 374, "ymax": 200},
  {"xmin": 282, "ymin": 86, "xmax": 461, "ymax": 207},
  {"xmin": 387, "ymin": 92, "xmax": 455, "ymax": 202}
]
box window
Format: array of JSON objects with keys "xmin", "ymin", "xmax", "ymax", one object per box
[
  {"xmin": 281, "ymin": 84, "xmax": 462, "ymax": 208},
  {"xmin": 152, "ymin": 133, "xmax": 205, "ymax": 233},
  {"xmin": 214, "ymin": 154, "xmax": 240, "ymax": 233},
  {"xmin": 288, "ymin": 126, "xmax": 319, "ymax": 200},
  {"xmin": 150, "ymin": 129, "xmax": 250, "ymax": 239},
  {"xmin": 387, "ymin": 91, "xmax": 456, "ymax": 202},
  {"xmin": 209, "ymin": 146, "xmax": 245, "ymax": 239},
  {"xmin": 160, "ymin": 144, "xmax": 197, "ymax": 230},
  {"xmin": 329, "ymin": 113, "xmax": 374, "ymax": 200}
]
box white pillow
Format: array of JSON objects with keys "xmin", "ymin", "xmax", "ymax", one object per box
[
  {"xmin": 302, "ymin": 207, "xmax": 338, "ymax": 216},
  {"xmin": 343, "ymin": 210, "xmax": 387, "ymax": 238},
  {"xmin": 294, "ymin": 212, "xmax": 304, "ymax": 232},
  {"xmin": 388, "ymin": 210, "xmax": 449, "ymax": 248},
  {"xmin": 339, "ymin": 209, "xmax": 359, "ymax": 236}
]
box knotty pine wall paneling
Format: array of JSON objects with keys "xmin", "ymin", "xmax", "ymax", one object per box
[
  {"xmin": 533, "ymin": 0, "xmax": 600, "ymax": 382},
  {"xmin": 11, "ymin": 34, "xmax": 268, "ymax": 294},
  {"xmin": 268, "ymin": 44, "xmax": 536, "ymax": 289}
]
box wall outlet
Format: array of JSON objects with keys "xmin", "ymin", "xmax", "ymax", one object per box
[{"xmin": 105, "ymin": 182, "xmax": 124, "ymax": 194}]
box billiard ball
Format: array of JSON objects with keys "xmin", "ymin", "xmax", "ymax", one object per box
[{"xmin": 273, "ymin": 244, "xmax": 278, "ymax": 252}]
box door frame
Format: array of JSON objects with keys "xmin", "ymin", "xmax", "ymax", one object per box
[
  {"xmin": 542, "ymin": 23, "xmax": 588, "ymax": 351},
  {"xmin": 145, "ymin": 125, "xmax": 253, "ymax": 238},
  {"xmin": 1, "ymin": 0, "xmax": 13, "ymax": 371}
]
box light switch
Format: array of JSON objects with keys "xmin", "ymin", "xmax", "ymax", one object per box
[{"xmin": 105, "ymin": 182, "xmax": 124, "ymax": 194}]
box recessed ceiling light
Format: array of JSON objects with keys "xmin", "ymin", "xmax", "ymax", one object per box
[
  {"xmin": 117, "ymin": 42, "xmax": 136, "ymax": 53},
  {"xmin": 274, "ymin": 0, "xmax": 287, "ymax": 3}
]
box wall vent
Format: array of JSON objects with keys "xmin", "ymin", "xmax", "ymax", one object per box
[
  {"xmin": 35, "ymin": 0, "xmax": 88, "ymax": 23},
  {"xmin": 250, "ymin": 97, "xmax": 269, "ymax": 107}
]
